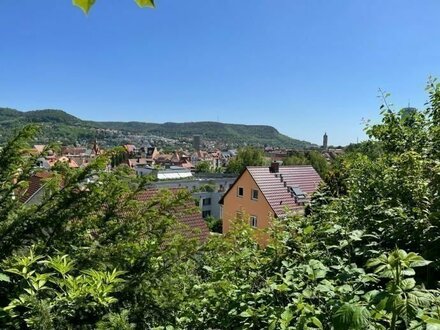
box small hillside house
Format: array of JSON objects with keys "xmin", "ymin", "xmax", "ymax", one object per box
[{"xmin": 220, "ymin": 163, "xmax": 321, "ymax": 233}]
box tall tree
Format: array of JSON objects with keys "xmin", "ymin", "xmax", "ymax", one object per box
[{"xmin": 225, "ymin": 147, "xmax": 265, "ymax": 174}]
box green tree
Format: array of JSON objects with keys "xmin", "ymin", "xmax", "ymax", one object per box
[
  {"xmin": 195, "ymin": 160, "xmax": 212, "ymax": 173},
  {"xmin": 204, "ymin": 215, "xmax": 222, "ymax": 233},
  {"xmin": 0, "ymin": 125, "xmax": 204, "ymax": 328},
  {"xmin": 225, "ymin": 147, "xmax": 265, "ymax": 174},
  {"xmin": 284, "ymin": 150, "xmax": 329, "ymax": 178}
]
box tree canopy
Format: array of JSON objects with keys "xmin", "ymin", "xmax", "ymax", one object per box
[
  {"xmin": 225, "ymin": 147, "xmax": 266, "ymax": 174},
  {"xmin": 284, "ymin": 150, "xmax": 329, "ymax": 178}
]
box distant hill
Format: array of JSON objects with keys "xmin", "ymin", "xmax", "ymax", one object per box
[{"xmin": 0, "ymin": 108, "xmax": 315, "ymax": 149}]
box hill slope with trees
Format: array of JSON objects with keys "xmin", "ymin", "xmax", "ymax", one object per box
[{"xmin": 0, "ymin": 108, "xmax": 315, "ymax": 148}]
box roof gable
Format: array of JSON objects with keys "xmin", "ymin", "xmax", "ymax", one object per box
[
  {"xmin": 247, "ymin": 165, "xmax": 322, "ymax": 217},
  {"xmin": 136, "ymin": 188, "xmax": 209, "ymax": 241}
]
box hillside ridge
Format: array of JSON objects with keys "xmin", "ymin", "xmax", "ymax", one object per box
[{"xmin": 0, "ymin": 108, "xmax": 315, "ymax": 149}]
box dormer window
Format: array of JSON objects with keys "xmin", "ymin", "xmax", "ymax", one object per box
[{"xmin": 289, "ymin": 186, "xmax": 308, "ymax": 204}]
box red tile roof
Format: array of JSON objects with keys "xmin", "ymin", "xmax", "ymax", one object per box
[
  {"xmin": 20, "ymin": 171, "xmax": 52, "ymax": 203},
  {"xmin": 61, "ymin": 147, "xmax": 87, "ymax": 156},
  {"xmin": 136, "ymin": 188, "xmax": 209, "ymax": 241},
  {"xmin": 123, "ymin": 144, "xmax": 137, "ymax": 153},
  {"xmin": 247, "ymin": 165, "xmax": 322, "ymax": 217}
]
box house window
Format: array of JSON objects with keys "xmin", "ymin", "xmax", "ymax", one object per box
[
  {"xmin": 202, "ymin": 210, "xmax": 211, "ymax": 218},
  {"xmin": 237, "ymin": 187, "xmax": 244, "ymax": 197},
  {"xmin": 251, "ymin": 189, "xmax": 258, "ymax": 200},
  {"xmin": 249, "ymin": 216, "xmax": 258, "ymax": 228},
  {"xmin": 202, "ymin": 198, "xmax": 211, "ymax": 206}
]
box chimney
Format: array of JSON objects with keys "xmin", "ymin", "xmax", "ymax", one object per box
[{"xmin": 269, "ymin": 161, "xmax": 279, "ymax": 173}]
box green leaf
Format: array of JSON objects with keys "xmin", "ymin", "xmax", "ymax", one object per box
[
  {"xmin": 239, "ymin": 309, "xmax": 254, "ymax": 318},
  {"xmin": 406, "ymin": 253, "xmax": 431, "ymax": 267},
  {"xmin": 280, "ymin": 309, "xmax": 293, "ymax": 329},
  {"xmin": 423, "ymin": 316, "xmax": 440, "ymax": 330},
  {"xmin": 311, "ymin": 316, "xmax": 323, "ymax": 329},
  {"xmin": 73, "ymin": 0, "xmax": 96, "ymax": 14},
  {"xmin": 400, "ymin": 278, "xmax": 416, "ymax": 291},
  {"xmin": 333, "ymin": 303, "xmax": 370, "ymax": 329},
  {"xmin": 304, "ymin": 225, "xmax": 314, "ymax": 235},
  {"xmin": 0, "ymin": 272, "xmax": 10, "ymax": 282},
  {"xmin": 423, "ymin": 316, "xmax": 440, "ymax": 325},
  {"xmin": 135, "ymin": 0, "xmax": 155, "ymax": 8}
]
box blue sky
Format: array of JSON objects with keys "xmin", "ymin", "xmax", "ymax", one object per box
[{"xmin": 1, "ymin": 1, "xmax": 439, "ymax": 146}]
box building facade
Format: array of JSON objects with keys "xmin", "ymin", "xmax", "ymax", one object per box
[{"xmin": 220, "ymin": 163, "xmax": 322, "ymax": 233}]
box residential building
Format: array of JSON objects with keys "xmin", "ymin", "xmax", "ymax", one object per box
[
  {"xmin": 220, "ymin": 163, "xmax": 321, "ymax": 233},
  {"xmin": 20, "ymin": 171, "xmax": 52, "ymax": 205},
  {"xmin": 19, "ymin": 175, "xmax": 210, "ymax": 242},
  {"xmin": 137, "ymin": 188, "xmax": 210, "ymax": 241},
  {"xmin": 150, "ymin": 174, "xmax": 237, "ymax": 220}
]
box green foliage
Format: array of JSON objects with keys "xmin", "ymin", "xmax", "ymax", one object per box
[
  {"xmin": 284, "ymin": 150, "xmax": 329, "ymax": 178},
  {"xmin": 73, "ymin": 0, "xmax": 155, "ymax": 14},
  {"xmin": 194, "ymin": 160, "xmax": 212, "ymax": 173},
  {"xmin": 205, "ymin": 216, "xmax": 222, "ymax": 233},
  {"xmin": 73, "ymin": 0, "xmax": 95, "ymax": 14},
  {"xmin": 4, "ymin": 250, "xmax": 125, "ymax": 329},
  {"xmin": 135, "ymin": 0, "xmax": 155, "ymax": 8},
  {"xmin": 367, "ymin": 249, "xmax": 436, "ymax": 329},
  {"xmin": 196, "ymin": 183, "xmax": 216, "ymax": 192},
  {"xmin": 226, "ymin": 146, "xmax": 266, "ymax": 174},
  {"xmin": 0, "ymin": 125, "xmax": 204, "ymax": 328}
]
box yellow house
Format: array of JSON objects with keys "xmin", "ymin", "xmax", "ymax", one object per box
[{"xmin": 220, "ymin": 163, "xmax": 321, "ymax": 233}]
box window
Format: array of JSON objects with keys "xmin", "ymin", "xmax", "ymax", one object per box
[
  {"xmin": 202, "ymin": 198, "xmax": 211, "ymax": 206},
  {"xmin": 249, "ymin": 216, "xmax": 257, "ymax": 228},
  {"xmin": 251, "ymin": 189, "xmax": 258, "ymax": 200},
  {"xmin": 237, "ymin": 187, "xmax": 244, "ymax": 197},
  {"xmin": 202, "ymin": 210, "xmax": 211, "ymax": 218}
]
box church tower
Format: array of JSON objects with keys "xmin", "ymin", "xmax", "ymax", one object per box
[{"xmin": 323, "ymin": 132, "xmax": 328, "ymax": 150}]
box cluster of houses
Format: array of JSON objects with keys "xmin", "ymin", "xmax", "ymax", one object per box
[
  {"xmin": 33, "ymin": 140, "xmax": 103, "ymax": 170},
  {"xmin": 122, "ymin": 143, "xmax": 236, "ymax": 175},
  {"xmin": 21, "ymin": 139, "xmax": 324, "ymax": 242}
]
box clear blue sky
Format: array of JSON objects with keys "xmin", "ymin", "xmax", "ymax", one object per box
[{"xmin": 1, "ymin": 1, "xmax": 439, "ymax": 146}]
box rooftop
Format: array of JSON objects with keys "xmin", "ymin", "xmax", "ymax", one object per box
[{"xmin": 247, "ymin": 165, "xmax": 322, "ymax": 217}]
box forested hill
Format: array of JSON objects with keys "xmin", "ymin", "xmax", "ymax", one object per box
[{"xmin": 0, "ymin": 108, "xmax": 315, "ymax": 148}]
